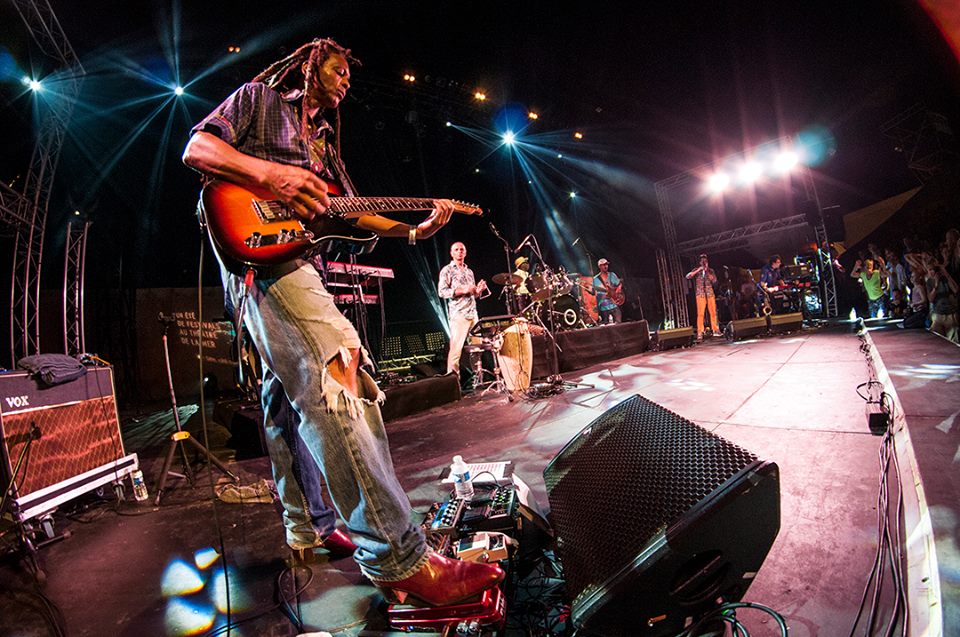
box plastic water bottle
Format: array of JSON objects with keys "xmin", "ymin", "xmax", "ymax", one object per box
[
  {"xmin": 131, "ymin": 470, "xmax": 149, "ymax": 502},
  {"xmin": 450, "ymin": 455, "xmax": 474, "ymax": 500}
]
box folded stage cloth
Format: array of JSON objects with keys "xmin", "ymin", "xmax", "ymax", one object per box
[{"xmin": 17, "ymin": 353, "xmax": 87, "ymax": 386}]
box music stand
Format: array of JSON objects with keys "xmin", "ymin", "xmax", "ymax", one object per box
[{"xmin": 153, "ymin": 313, "xmax": 237, "ymax": 505}]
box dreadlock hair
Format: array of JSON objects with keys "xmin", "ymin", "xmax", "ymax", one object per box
[{"xmin": 252, "ymin": 38, "xmax": 360, "ymax": 154}]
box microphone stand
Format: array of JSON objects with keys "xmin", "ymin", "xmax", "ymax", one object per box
[
  {"xmin": 2, "ymin": 422, "xmax": 50, "ymax": 582},
  {"xmin": 489, "ymin": 223, "xmax": 515, "ymax": 315},
  {"xmin": 528, "ymin": 237, "xmax": 593, "ymax": 393},
  {"xmin": 153, "ymin": 314, "xmax": 237, "ymax": 505}
]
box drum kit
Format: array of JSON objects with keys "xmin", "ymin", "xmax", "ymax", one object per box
[
  {"xmin": 472, "ymin": 228, "xmax": 597, "ymax": 398},
  {"xmin": 491, "ymin": 266, "xmax": 592, "ymax": 330}
]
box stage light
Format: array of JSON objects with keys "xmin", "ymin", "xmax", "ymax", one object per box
[
  {"xmin": 557, "ymin": 153, "xmax": 563, "ymax": 159},
  {"xmin": 227, "ymin": 45, "xmax": 240, "ymax": 53},
  {"xmin": 574, "ymin": 131, "xmax": 583, "ymax": 140},
  {"xmin": 569, "ymin": 191, "xmax": 577, "ymax": 199},
  {"xmin": 502, "ymin": 131, "xmax": 515, "ymax": 145},
  {"xmin": 773, "ymin": 150, "xmax": 799, "ymax": 173},
  {"xmin": 445, "ymin": 121, "xmax": 452, "ymax": 127},
  {"xmin": 473, "ymin": 90, "xmax": 487, "ymax": 101},
  {"xmin": 739, "ymin": 161, "xmax": 762, "ymax": 183},
  {"xmin": 403, "ymin": 73, "xmax": 415, "ymax": 83},
  {"xmin": 528, "ymin": 111, "xmax": 539, "ymax": 120},
  {"xmin": 174, "ymin": 86, "xmax": 184, "ymax": 96},
  {"xmin": 474, "ymin": 168, "xmax": 480, "ymax": 173},
  {"xmin": 74, "ymin": 210, "xmax": 80, "ymax": 216},
  {"xmin": 706, "ymin": 172, "xmax": 730, "ymax": 193},
  {"xmin": 23, "ymin": 76, "xmax": 42, "ymax": 91}
]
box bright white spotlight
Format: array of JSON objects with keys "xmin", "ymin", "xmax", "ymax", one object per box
[
  {"xmin": 174, "ymin": 86, "xmax": 184, "ymax": 96},
  {"xmin": 706, "ymin": 172, "xmax": 730, "ymax": 193},
  {"xmin": 569, "ymin": 191, "xmax": 577, "ymax": 199},
  {"xmin": 28, "ymin": 79, "xmax": 42, "ymax": 92},
  {"xmin": 502, "ymin": 131, "xmax": 515, "ymax": 145},
  {"xmin": 773, "ymin": 151, "xmax": 799, "ymax": 173},
  {"xmin": 739, "ymin": 161, "xmax": 762, "ymax": 183},
  {"xmin": 445, "ymin": 121, "xmax": 452, "ymax": 127}
]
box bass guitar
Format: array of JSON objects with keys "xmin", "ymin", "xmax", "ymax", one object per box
[
  {"xmin": 601, "ymin": 280, "xmax": 625, "ymax": 306},
  {"xmin": 200, "ymin": 180, "xmax": 482, "ymax": 273}
]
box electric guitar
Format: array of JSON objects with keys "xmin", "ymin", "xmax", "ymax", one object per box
[
  {"xmin": 200, "ymin": 180, "xmax": 482, "ymax": 273},
  {"xmin": 600, "ymin": 278, "xmax": 625, "ymax": 306}
]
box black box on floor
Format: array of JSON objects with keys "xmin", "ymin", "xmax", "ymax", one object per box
[
  {"xmin": 655, "ymin": 326, "xmax": 694, "ymax": 350},
  {"xmin": 214, "ymin": 398, "xmax": 266, "ymax": 458}
]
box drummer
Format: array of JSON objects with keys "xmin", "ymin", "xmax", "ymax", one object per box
[{"xmin": 513, "ymin": 256, "xmax": 531, "ymax": 296}]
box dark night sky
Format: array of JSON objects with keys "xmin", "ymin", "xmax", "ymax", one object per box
[{"xmin": 1, "ymin": 1, "xmax": 958, "ymax": 325}]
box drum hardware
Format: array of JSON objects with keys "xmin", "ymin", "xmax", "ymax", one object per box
[{"xmin": 491, "ymin": 272, "xmax": 522, "ymax": 286}]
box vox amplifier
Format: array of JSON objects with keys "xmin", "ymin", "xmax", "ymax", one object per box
[{"xmin": 0, "ymin": 366, "xmax": 139, "ymax": 521}]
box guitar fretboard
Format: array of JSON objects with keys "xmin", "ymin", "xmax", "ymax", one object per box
[
  {"xmin": 254, "ymin": 196, "xmax": 467, "ymax": 222},
  {"xmin": 330, "ymin": 197, "xmax": 438, "ymax": 215}
]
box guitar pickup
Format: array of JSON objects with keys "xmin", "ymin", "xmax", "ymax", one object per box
[
  {"xmin": 244, "ymin": 228, "xmax": 314, "ymax": 248},
  {"xmin": 252, "ymin": 199, "xmax": 293, "ymax": 222}
]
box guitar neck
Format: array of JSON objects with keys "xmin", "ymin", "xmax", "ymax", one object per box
[{"xmin": 329, "ymin": 197, "xmax": 439, "ymax": 218}]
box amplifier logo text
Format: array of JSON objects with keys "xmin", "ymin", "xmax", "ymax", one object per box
[{"xmin": 5, "ymin": 395, "xmax": 30, "ymax": 409}]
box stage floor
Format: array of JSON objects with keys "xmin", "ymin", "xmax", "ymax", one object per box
[{"xmin": 2, "ymin": 321, "xmax": 956, "ymax": 636}]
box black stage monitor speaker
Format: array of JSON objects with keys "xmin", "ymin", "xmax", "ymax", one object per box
[
  {"xmin": 655, "ymin": 326, "xmax": 694, "ymax": 350},
  {"xmin": 725, "ymin": 316, "xmax": 768, "ymax": 341},
  {"xmin": 543, "ymin": 395, "xmax": 780, "ymax": 636},
  {"xmin": 769, "ymin": 312, "xmax": 804, "ymax": 334}
]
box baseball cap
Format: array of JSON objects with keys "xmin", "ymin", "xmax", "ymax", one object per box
[{"xmin": 597, "ymin": 258, "xmax": 609, "ymax": 266}]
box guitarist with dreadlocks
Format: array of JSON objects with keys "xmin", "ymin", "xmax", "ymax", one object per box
[{"xmin": 183, "ymin": 38, "xmax": 502, "ymax": 606}]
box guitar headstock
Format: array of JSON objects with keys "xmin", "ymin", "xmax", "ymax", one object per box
[{"xmin": 452, "ymin": 200, "xmax": 483, "ymax": 216}]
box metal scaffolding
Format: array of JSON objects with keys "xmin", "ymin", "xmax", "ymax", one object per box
[
  {"xmin": 881, "ymin": 103, "xmax": 958, "ymax": 184},
  {"xmin": 63, "ymin": 220, "xmax": 91, "ymax": 357},
  {"xmin": 3, "ymin": 0, "xmax": 85, "ymax": 366},
  {"xmin": 654, "ymin": 136, "xmax": 838, "ymax": 322}
]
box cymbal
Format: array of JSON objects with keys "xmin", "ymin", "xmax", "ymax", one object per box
[{"xmin": 492, "ymin": 272, "xmax": 522, "ymax": 286}]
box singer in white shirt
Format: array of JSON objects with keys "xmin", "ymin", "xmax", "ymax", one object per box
[{"xmin": 438, "ymin": 242, "xmax": 488, "ymax": 375}]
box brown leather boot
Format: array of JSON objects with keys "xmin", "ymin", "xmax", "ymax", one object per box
[{"xmin": 376, "ymin": 552, "xmax": 504, "ymax": 606}]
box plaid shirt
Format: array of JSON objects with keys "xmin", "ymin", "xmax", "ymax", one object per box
[
  {"xmin": 190, "ymin": 82, "xmax": 356, "ymax": 195},
  {"xmin": 438, "ymin": 262, "xmax": 479, "ymax": 320}
]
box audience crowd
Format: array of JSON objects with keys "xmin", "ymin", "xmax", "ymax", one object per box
[{"xmin": 849, "ymin": 227, "xmax": 959, "ymax": 343}]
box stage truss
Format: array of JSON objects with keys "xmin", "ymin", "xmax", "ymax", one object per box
[
  {"xmin": 654, "ymin": 136, "xmax": 838, "ymax": 325},
  {"xmin": 3, "ymin": 0, "xmax": 85, "ymax": 366}
]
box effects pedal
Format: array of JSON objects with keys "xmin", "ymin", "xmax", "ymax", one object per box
[
  {"xmin": 460, "ymin": 485, "xmax": 518, "ymax": 534},
  {"xmin": 428, "ymin": 496, "xmax": 467, "ymax": 536},
  {"xmin": 455, "ymin": 531, "xmax": 511, "ymax": 563}
]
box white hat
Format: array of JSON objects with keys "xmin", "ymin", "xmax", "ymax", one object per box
[{"xmin": 598, "ymin": 258, "xmax": 609, "ymax": 266}]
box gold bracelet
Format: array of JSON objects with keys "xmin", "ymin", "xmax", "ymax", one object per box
[{"xmin": 408, "ymin": 225, "xmax": 417, "ymax": 245}]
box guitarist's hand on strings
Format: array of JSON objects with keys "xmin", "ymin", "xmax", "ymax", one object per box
[
  {"xmin": 265, "ymin": 164, "xmax": 331, "ymax": 221},
  {"xmin": 414, "ymin": 199, "xmax": 456, "ymax": 239}
]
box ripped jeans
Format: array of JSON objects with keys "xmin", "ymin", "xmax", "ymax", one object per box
[{"xmin": 222, "ymin": 260, "xmax": 428, "ymax": 581}]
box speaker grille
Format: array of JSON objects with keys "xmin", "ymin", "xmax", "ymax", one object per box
[{"xmin": 544, "ymin": 394, "xmax": 759, "ymax": 608}]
